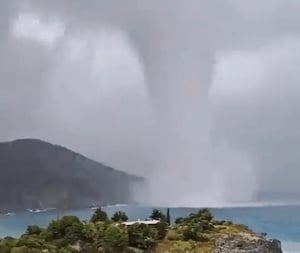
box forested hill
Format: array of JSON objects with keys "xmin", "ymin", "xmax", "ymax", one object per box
[{"xmin": 0, "ymin": 138, "xmax": 141, "ymax": 211}]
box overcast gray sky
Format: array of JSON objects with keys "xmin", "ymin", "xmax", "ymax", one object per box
[{"xmin": 1, "ymin": 0, "xmax": 300, "ymax": 206}]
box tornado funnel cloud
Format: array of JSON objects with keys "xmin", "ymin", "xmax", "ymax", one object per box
[{"xmin": 1, "ymin": 0, "xmax": 300, "ymax": 207}]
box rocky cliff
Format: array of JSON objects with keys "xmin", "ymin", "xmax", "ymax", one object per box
[
  {"xmin": 214, "ymin": 234, "xmax": 282, "ymax": 253},
  {"xmin": 0, "ymin": 139, "xmax": 141, "ymax": 211}
]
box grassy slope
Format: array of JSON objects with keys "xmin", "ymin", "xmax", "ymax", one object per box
[{"xmin": 155, "ymin": 223, "xmax": 257, "ymax": 253}]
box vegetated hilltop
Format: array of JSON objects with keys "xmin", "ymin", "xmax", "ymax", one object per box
[
  {"xmin": 0, "ymin": 208, "xmax": 282, "ymax": 253},
  {"xmin": 0, "ymin": 138, "xmax": 141, "ymax": 211}
]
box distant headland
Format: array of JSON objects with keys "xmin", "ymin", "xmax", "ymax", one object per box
[{"xmin": 0, "ymin": 138, "xmax": 142, "ymax": 211}]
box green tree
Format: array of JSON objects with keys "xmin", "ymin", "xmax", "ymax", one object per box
[
  {"xmin": 90, "ymin": 208, "xmax": 108, "ymax": 223},
  {"xmin": 111, "ymin": 211, "xmax": 128, "ymax": 222},
  {"xmin": 46, "ymin": 215, "xmax": 84, "ymax": 243},
  {"xmin": 149, "ymin": 209, "xmax": 166, "ymax": 222}
]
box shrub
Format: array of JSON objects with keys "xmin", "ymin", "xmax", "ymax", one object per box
[
  {"xmin": 166, "ymin": 241, "xmax": 197, "ymax": 253},
  {"xmin": 127, "ymin": 223, "xmax": 157, "ymax": 250},
  {"xmin": 82, "ymin": 222, "xmax": 97, "ymax": 242},
  {"xmin": 182, "ymin": 224, "xmax": 208, "ymax": 242},
  {"xmin": 0, "ymin": 237, "xmax": 17, "ymax": 253},
  {"xmin": 16, "ymin": 236, "xmax": 45, "ymax": 249},
  {"xmin": 167, "ymin": 230, "xmax": 182, "ymax": 241},
  {"xmin": 212, "ymin": 220, "xmax": 226, "ymax": 226},
  {"xmin": 197, "ymin": 209, "xmax": 213, "ymax": 222},
  {"xmin": 155, "ymin": 222, "xmax": 168, "ymax": 240},
  {"xmin": 174, "ymin": 217, "xmax": 184, "ymax": 224},
  {"xmin": 183, "ymin": 209, "xmax": 214, "ymax": 224},
  {"xmin": 182, "ymin": 225, "xmax": 199, "ymax": 241},
  {"xmin": 102, "ymin": 225, "xmax": 128, "ymax": 252},
  {"xmin": 26, "ymin": 226, "xmax": 43, "ymax": 236}
]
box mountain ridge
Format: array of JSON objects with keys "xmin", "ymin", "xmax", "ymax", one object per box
[{"xmin": 0, "ymin": 138, "xmax": 141, "ymax": 211}]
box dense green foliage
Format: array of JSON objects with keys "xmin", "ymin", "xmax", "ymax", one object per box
[
  {"xmin": 0, "ymin": 208, "xmax": 254, "ymax": 253},
  {"xmin": 127, "ymin": 223, "xmax": 157, "ymax": 250},
  {"xmin": 26, "ymin": 226, "xmax": 43, "ymax": 236},
  {"xmin": 111, "ymin": 211, "xmax": 128, "ymax": 222},
  {"xmin": 101, "ymin": 225, "xmax": 128, "ymax": 252},
  {"xmin": 90, "ymin": 208, "xmax": 108, "ymax": 223},
  {"xmin": 155, "ymin": 222, "xmax": 168, "ymax": 240},
  {"xmin": 149, "ymin": 209, "xmax": 167, "ymax": 222},
  {"xmin": 0, "ymin": 208, "xmax": 172, "ymax": 253}
]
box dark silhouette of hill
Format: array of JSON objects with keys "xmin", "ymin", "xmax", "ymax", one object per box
[{"xmin": 0, "ymin": 139, "xmax": 141, "ymax": 211}]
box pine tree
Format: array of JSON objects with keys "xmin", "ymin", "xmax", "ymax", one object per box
[
  {"xmin": 166, "ymin": 208, "xmax": 171, "ymax": 225},
  {"xmin": 90, "ymin": 208, "xmax": 108, "ymax": 223}
]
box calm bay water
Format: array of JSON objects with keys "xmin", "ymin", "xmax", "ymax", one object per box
[{"xmin": 1, "ymin": 205, "xmax": 299, "ymax": 252}]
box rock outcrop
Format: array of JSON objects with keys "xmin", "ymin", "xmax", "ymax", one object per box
[{"xmin": 214, "ymin": 234, "xmax": 282, "ymax": 253}]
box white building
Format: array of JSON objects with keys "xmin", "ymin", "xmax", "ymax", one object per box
[{"xmin": 122, "ymin": 219, "xmax": 160, "ymax": 226}]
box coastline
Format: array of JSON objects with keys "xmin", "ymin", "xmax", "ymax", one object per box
[
  {"xmin": 0, "ymin": 208, "xmax": 283, "ymax": 253},
  {"xmin": 1, "ymin": 205, "xmax": 299, "ymax": 252}
]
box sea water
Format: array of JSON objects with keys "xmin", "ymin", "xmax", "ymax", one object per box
[{"xmin": 1, "ymin": 205, "xmax": 299, "ymax": 252}]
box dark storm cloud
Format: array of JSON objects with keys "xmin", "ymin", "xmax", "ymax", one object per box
[{"xmin": 1, "ymin": 0, "xmax": 300, "ymax": 206}]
